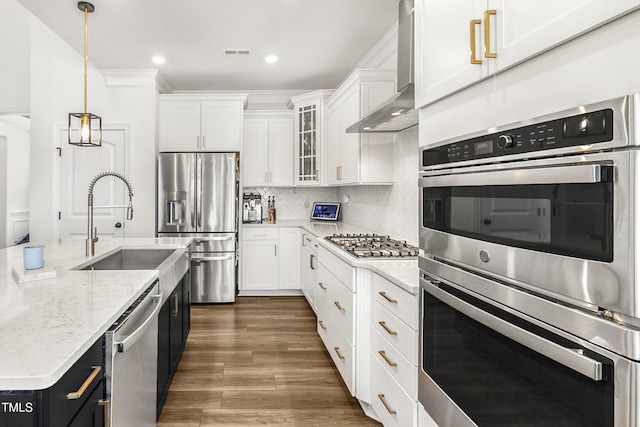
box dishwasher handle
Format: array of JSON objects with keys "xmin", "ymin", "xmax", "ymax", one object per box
[{"xmin": 115, "ymin": 293, "xmax": 163, "ymax": 353}]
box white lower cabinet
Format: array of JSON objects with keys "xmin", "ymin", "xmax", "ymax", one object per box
[
  {"xmin": 317, "ymin": 299, "xmax": 355, "ymax": 395},
  {"xmin": 371, "ymin": 355, "xmax": 417, "ymax": 427},
  {"xmin": 240, "ymin": 226, "xmax": 300, "ymax": 292},
  {"xmin": 369, "ymin": 272, "xmax": 419, "ymax": 426},
  {"xmin": 300, "ymin": 233, "xmax": 319, "ymax": 312}
]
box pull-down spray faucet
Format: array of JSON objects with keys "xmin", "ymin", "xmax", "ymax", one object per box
[{"xmin": 86, "ymin": 171, "xmax": 134, "ymax": 256}]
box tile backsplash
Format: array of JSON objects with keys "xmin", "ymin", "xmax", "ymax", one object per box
[
  {"xmin": 242, "ymin": 186, "xmax": 339, "ymax": 220},
  {"xmin": 243, "ymin": 126, "xmax": 419, "ymax": 245},
  {"xmin": 338, "ymin": 126, "xmax": 419, "ymax": 245}
]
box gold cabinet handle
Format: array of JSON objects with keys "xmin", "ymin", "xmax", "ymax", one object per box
[
  {"xmin": 319, "ymin": 320, "xmax": 327, "ymax": 330},
  {"xmin": 334, "ymin": 301, "xmax": 345, "ymax": 311},
  {"xmin": 318, "ymin": 282, "xmax": 327, "ymax": 290},
  {"xmin": 334, "ymin": 347, "xmax": 346, "ymax": 360},
  {"xmin": 484, "ymin": 9, "xmax": 497, "ymax": 58},
  {"xmin": 310, "ymin": 254, "xmax": 315, "ymax": 270},
  {"xmin": 378, "ymin": 394, "xmax": 397, "ymax": 415},
  {"xmin": 98, "ymin": 399, "xmax": 110, "ymax": 427},
  {"xmin": 315, "ymin": 169, "xmax": 319, "ymax": 181},
  {"xmin": 378, "ymin": 321, "xmax": 398, "ymax": 336},
  {"xmin": 171, "ymin": 292, "xmax": 179, "ymax": 317},
  {"xmin": 67, "ymin": 365, "xmax": 101, "ymax": 400},
  {"xmin": 378, "ymin": 350, "xmax": 398, "ymax": 367},
  {"xmin": 469, "ymin": 19, "xmax": 482, "ymax": 64},
  {"xmin": 379, "ymin": 291, "xmax": 397, "ymax": 304}
]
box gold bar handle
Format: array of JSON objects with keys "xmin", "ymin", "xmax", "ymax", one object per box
[
  {"xmin": 484, "ymin": 9, "xmax": 497, "ymax": 58},
  {"xmin": 334, "ymin": 301, "xmax": 345, "ymax": 311},
  {"xmin": 67, "ymin": 365, "xmax": 101, "ymax": 400},
  {"xmin": 171, "ymin": 292, "xmax": 179, "ymax": 317},
  {"xmin": 378, "ymin": 394, "xmax": 397, "ymax": 415},
  {"xmin": 334, "ymin": 346, "xmax": 346, "ymax": 360},
  {"xmin": 310, "ymin": 254, "xmax": 315, "ymax": 270},
  {"xmin": 379, "ymin": 291, "xmax": 397, "ymax": 304},
  {"xmin": 378, "ymin": 350, "xmax": 398, "ymax": 367},
  {"xmin": 378, "ymin": 321, "xmax": 398, "ymax": 336},
  {"xmin": 319, "ymin": 320, "xmax": 327, "ymax": 330},
  {"xmin": 470, "ymin": 19, "xmax": 482, "ymax": 64},
  {"xmin": 318, "ymin": 282, "xmax": 327, "ymax": 290},
  {"xmin": 98, "ymin": 399, "xmax": 110, "ymax": 427}
]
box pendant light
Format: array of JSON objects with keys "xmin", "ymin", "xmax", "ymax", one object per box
[{"xmin": 68, "ymin": 1, "xmax": 102, "ymax": 147}]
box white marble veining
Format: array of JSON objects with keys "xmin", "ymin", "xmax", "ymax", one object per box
[
  {"xmin": 242, "ymin": 220, "xmax": 419, "ymax": 294},
  {"xmin": 0, "ymin": 237, "xmax": 191, "ymax": 391}
]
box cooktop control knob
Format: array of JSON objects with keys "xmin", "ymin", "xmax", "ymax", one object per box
[{"xmin": 497, "ymin": 134, "xmax": 514, "ymax": 149}]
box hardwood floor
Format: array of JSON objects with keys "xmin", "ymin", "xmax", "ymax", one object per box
[{"xmin": 157, "ymin": 296, "xmax": 381, "ymax": 426}]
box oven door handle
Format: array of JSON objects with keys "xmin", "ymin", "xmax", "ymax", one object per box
[
  {"xmin": 426, "ymin": 280, "xmax": 604, "ymax": 381},
  {"xmin": 419, "ymin": 163, "xmax": 611, "ymax": 187}
]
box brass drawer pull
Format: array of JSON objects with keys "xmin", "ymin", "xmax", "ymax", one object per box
[
  {"xmin": 334, "ymin": 301, "xmax": 345, "ymax": 311},
  {"xmin": 484, "ymin": 9, "xmax": 497, "ymax": 58},
  {"xmin": 318, "ymin": 282, "xmax": 327, "ymax": 290},
  {"xmin": 67, "ymin": 365, "xmax": 101, "ymax": 400},
  {"xmin": 334, "ymin": 347, "xmax": 346, "ymax": 360},
  {"xmin": 319, "ymin": 320, "xmax": 327, "ymax": 330},
  {"xmin": 470, "ymin": 19, "xmax": 482, "ymax": 64},
  {"xmin": 378, "ymin": 350, "xmax": 397, "ymax": 367},
  {"xmin": 310, "ymin": 254, "xmax": 315, "ymax": 270},
  {"xmin": 378, "ymin": 321, "xmax": 398, "ymax": 336},
  {"xmin": 98, "ymin": 399, "xmax": 110, "ymax": 427},
  {"xmin": 378, "ymin": 394, "xmax": 397, "ymax": 415},
  {"xmin": 379, "ymin": 291, "xmax": 397, "ymax": 304}
]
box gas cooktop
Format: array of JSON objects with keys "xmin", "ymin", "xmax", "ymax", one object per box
[{"xmin": 325, "ymin": 233, "xmax": 419, "ymax": 259}]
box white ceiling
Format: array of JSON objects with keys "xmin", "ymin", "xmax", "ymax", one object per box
[{"xmin": 17, "ymin": 0, "xmax": 399, "ymax": 92}]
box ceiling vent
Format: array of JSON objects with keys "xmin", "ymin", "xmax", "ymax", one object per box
[{"xmin": 224, "ymin": 49, "xmax": 251, "ymax": 56}]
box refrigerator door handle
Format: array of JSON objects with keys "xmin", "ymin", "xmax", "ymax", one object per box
[
  {"xmin": 197, "ymin": 156, "xmax": 203, "ymax": 228},
  {"xmin": 194, "ymin": 236, "xmax": 234, "ymax": 242},
  {"xmin": 192, "ymin": 255, "xmax": 234, "ymax": 262}
]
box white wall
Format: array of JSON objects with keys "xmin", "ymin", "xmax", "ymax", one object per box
[
  {"xmin": 419, "ymin": 9, "xmax": 640, "ymax": 147},
  {"xmin": 27, "ymin": 12, "xmax": 158, "ymax": 242},
  {"xmin": 0, "ymin": 0, "xmax": 30, "ymax": 114},
  {"xmin": 0, "ymin": 117, "xmax": 30, "ymax": 248}
]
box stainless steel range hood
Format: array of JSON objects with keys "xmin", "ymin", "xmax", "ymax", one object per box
[{"xmin": 347, "ymin": 0, "xmax": 417, "ymax": 133}]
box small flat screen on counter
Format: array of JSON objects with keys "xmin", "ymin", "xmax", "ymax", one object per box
[
  {"xmin": 311, "ymin": 203, "xmax": 341, "ymax": 221},
  {"xmin": 474, "ymin": 140, "xmax": 494, "ymax": 155}
]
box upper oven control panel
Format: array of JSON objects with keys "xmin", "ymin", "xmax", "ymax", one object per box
[{"xmin": 422, "ymin": 108, "xmax": 614, "ymax": 168}]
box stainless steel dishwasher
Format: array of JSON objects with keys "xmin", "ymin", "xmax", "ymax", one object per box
[{"xmin": 104, "ymin": 280, "xmax": 162, "ymax": 427}]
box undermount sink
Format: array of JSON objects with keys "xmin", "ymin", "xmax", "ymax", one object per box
[{"xmin": 78, "ymin": 248, "xmax": 176, "ymax": 270}]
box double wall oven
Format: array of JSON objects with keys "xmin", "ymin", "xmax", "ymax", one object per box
[{"xmin": 418, "ymin": 94, "xmax": 640, "ymax": 426}]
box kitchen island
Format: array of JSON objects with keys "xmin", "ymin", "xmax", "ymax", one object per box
[{"xmin": 0, "ymin": 237, "xmax": 191, "ymax": 392}]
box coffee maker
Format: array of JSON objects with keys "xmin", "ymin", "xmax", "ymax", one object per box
[{"xmin": 242, "ymin": 193, "xmax": 263, "ymax": 223}]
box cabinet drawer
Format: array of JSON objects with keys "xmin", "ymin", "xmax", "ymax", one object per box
[
  {"xmin": 371, "ymin": 326, "xmax": 417, "ymax": 400},
  {"xmin": 317, "ymin": 303, "xmax": 355, "ymax": 395},
  {"xmin": 372, "ymin": 273, "xmax": 418, "ymax": 331},
  {"xmin": 242, "ymin": 227, "xmax": 278, "ymax": 240},
  {"xmin": 372, "ymin": 300, "xmax": 418, "ymax": 365},
  {"xmin": 317, "ymin": 263, "xmax": 355, "ymax": 343},
  {"xmin": 370, "ymin": 356, "xmax": 417, "ymax": 427},
  {"xmin": 46, "ymin": 337, "xmax": 104, "ymax": 427},
  {"xmin": 318, "ymin": 246, "xmax": 355, "ymax": 291}
]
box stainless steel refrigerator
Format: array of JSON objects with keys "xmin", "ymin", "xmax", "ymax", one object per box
[{"xmin": 157, "ymin": 152, "xmax": 238, "ymax": 303}]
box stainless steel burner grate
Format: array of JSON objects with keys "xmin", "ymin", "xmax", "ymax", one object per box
[{"xmin": 325, "ymin": 233, "xmax": 419, "ymax": 258}]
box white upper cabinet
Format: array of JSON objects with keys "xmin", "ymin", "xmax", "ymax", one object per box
[
  {"xmin": 290, "ymin": 90, "xmax": 334, "ymax": 187},
  {"xmin": 158, "ymin": 94, "xmax": 247, "ymax": 152},
  {"xmin": 415, "ymin": 0, "xmax": 640, "ymax": 109},
  {"xmin": 242, "ymin": 111, "xmax": 294, "ymax": 187},
  {"xmin": 325, "ymin": 69, "xmax": 396, "ymax": 186}
]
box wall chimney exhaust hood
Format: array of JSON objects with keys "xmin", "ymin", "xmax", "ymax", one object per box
[{"xmin": 347, "ymin": 0, "xmax": 417, "ymax": 133}]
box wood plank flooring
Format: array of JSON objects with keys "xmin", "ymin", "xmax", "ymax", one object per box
[{"xmin": 157, "ymin": 296, "xmax": 381, "ymax": 426}]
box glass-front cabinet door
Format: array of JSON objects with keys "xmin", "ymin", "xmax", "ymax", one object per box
[
  {"xmin": 291, "ymin": 90, "xmax": 333, "ymax": 187},
  {"xmin": 298, "ymin": 104, "xmax": 318, "ymax": 183}
]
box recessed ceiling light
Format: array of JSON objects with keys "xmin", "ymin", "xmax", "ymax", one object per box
[
  {"xmin": 152, "ymin": 55, "xmax": 166, "ymax": 65},
  {"xmin": 265, "ymin": 55, "xmax": 278, "ymax": 64}
]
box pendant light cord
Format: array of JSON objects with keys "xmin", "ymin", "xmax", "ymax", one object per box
[{"xmin": 83, "ymin": 5, "xmax": 88, "ymax": 114}]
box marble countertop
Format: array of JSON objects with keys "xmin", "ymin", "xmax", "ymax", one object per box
[
  {"xmin": 0, "ymin": 237, "xmax": 191, "ymax": 391},
  {"xmin": 242, "ymin": 220, "xmax": 419, "ymax": 294}
]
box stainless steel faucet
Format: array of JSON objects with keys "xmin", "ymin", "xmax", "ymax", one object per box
[{"xmin": 87, "ymin": 171, "xmax": 134, "ymax": 256}]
